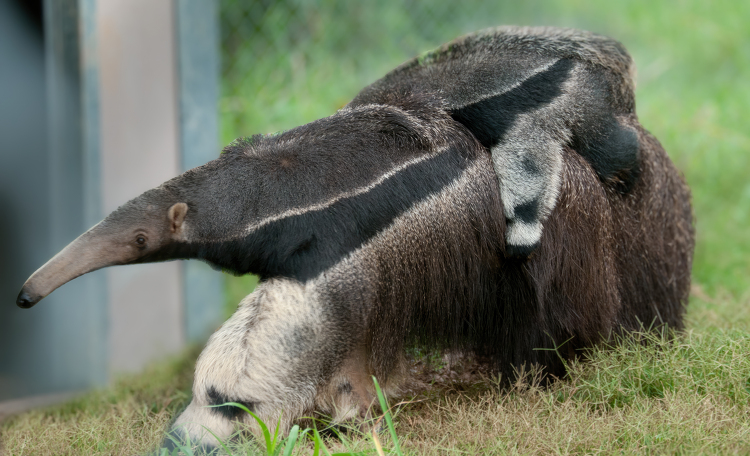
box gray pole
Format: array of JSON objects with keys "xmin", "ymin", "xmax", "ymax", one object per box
[
  {"xmin": 175, "ymin": 0, "xmax": 226, "ymax": 343},
  {"xmin": 44, "ymin": 0, "xmax": 107, "ymax": 391}
]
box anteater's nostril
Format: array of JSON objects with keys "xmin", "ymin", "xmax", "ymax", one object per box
[{"xmin": 16, "ymin": 290, "xmax": 37, "ymax": 308}]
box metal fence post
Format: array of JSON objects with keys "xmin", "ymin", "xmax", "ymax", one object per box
[
  {"xmin": 45, "ymin": 0, "xmax": 107, "ymax": 391},
  {"xmin": 175, "ymin": 0, "xmax": 226, "ymax": 342}
]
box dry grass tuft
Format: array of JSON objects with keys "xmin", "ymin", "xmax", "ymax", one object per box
[
  {"xmin": 393, "ymin": 330, "xmax": 750, "ymax": 455},
  {"xmin": 0, "ymin": 346, "xmax": 199, "ymax": 456}
]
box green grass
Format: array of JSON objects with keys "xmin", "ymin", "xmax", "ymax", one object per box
[
  {"xmin": 3, "ymin": 315, "xmax": 750, "ymax": 455},
  {"xmin": 2, "ymin": 1, "xmax": 749, "ymax": 454},
  {"xmin": 0, "ymin": 347, "xmax": 199, "ymax": 455}
]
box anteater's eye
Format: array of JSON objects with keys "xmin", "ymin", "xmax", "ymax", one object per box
[{"xmin": 135, "ymin": 235, "xmax": 147, "ymax": 246}]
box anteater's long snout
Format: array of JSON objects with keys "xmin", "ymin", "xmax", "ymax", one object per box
[{"xmin": 15, "ymin": 229, "xmax": 117, "ymax": 308}]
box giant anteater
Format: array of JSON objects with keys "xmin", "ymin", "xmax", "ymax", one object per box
[{"xmin": 16, "ymin": 27, "xmax": 693, "ymax": 450}]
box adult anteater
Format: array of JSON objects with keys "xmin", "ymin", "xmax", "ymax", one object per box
[{"xmin": 16, "ymin": 27, "xmax": 693, "ymax": 450}]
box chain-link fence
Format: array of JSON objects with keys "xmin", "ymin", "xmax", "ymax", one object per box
[{"xmin": 218, "ymin": 1, "xmax": 571, "ymax": 142}]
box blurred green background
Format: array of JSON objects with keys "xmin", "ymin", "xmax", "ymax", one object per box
[{"xmin": 219, "ymin": 0, "xmax": 750, "ymax": 315}]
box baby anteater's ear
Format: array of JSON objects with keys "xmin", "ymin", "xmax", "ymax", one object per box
[{"xmin": 168, "ymin": 202, "xmax": 189, "ymax": 235}]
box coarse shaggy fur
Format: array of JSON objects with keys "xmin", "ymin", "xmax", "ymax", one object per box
[{"xmin": 16, "ymin": 26, "xmax": 694, "ymax": 451}]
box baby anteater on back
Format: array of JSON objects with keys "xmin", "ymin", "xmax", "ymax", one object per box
[{"xmin": 352, "ymin": 26, "xmax": 642, "ymax": 257}]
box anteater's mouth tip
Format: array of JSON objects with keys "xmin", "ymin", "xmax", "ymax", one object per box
[{"xmin": 16, "ymin": 289, "xmax": 40, "ymax": 309}]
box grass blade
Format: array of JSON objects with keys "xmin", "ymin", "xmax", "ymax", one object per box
[
  {"xmin": 271, "ymin": 413, "xmax": 282, "ymax": 455},
  {"xmin": 281, "ymin": 424, "xmax": 300, "ymax": 456},
  {"xmin": 371, "ymin": 429, "xmax": 385, "ymax": 456},
  {"xmin": 372, "ymin": 376, "xmax": 402, "ymax": 456},
  {"xmin": 209, "ymin": 402, "xmax": 274, "ymax": 455},
  {"xmin": 311, "ymin": 426, "xmax": 332, "ymax": 456}
]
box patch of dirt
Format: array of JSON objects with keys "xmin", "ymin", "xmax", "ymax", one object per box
[{"xmin": 400, "ymin": 351, "xmax": 496, "ymax": 399}]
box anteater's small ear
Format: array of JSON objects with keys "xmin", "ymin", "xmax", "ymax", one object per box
[{"xmin": 168, "ymin": 203, "xmax": 189, "ymax": 235}]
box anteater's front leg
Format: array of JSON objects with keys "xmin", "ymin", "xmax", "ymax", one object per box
[
  {"xmin": 162, "ymin": 277, "xmax": 382, "ymax": 452},
  {"xmin": 163, "ymin": 279, "xmax": 349, "ymax": 451}
]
